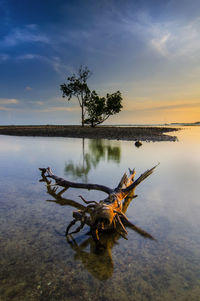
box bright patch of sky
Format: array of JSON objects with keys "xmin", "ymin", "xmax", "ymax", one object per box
[{"xmin": 0, "ymin": 0, "xmax": 200, "ymax": 124}]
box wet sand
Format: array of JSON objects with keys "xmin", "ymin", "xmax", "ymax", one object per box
[{"xmin": 0, "ymin": 125, "xmax": 179, "ymax": 141}]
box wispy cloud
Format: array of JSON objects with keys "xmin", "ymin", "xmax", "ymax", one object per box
[
  {"xmin": 151, "ymin": 33, "xmax": 171, "ymax": 57},
  {"xmin": 0, "ymin": 106, "xmax": 10, "ymax": 111},
  {"xmin": 16, "ymin": 53, "xmax": 66, "ymax": 76},
  {"xmin": 0, "ymin": 98, "xmax": 19, "ymax": 105},
  {"xmin": 148, "ymin": 102, "xmax": 200, "ymax": 111},
  {"xmin": 0, "ymin": 103, "xmax": 79, "ymax": 113},
  {"xmin": 145, "ymin": 17, "xmax": 200, "ymax": 59},
  {"xmin": 18, "ymin": 54, "xmax": 39, "ymax": 60},
  {"xmin": 25, "ymin": 86, "xmax": 32, "ymax": 91},
  {"xmin": 0, "ymin": 24, "xmax": 49, "ymax": 47},
  {"xmin": 126, "ymin": 101, "xmax": 200, "ymax": 113},
  {"xmin": 0, "ymin": 53, "xmax": 9, "ymax": 61},
  {"xmin": 120, "ymin": 10, "xmax": 200, "ymax": 59},
  {"xmin": 33, "ymin": 106, "xmax": 79, "ymax": 113},
  {"xmin": 0, "ymin": 98, "xmax": 19, "ymax": 110}
]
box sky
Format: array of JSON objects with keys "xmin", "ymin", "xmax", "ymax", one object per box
[{"xmin": 0, "ymin": 0, "xmax": 200, "ymax": 125}]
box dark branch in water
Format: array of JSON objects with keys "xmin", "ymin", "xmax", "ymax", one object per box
[{"xmin": 40, "ymin": 167, "xmax": 112, "ymax": 195}]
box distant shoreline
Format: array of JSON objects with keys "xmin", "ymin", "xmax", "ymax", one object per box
[{"xmin": 0, "ymin": 125, "xmax": 179, "ymax": 142}]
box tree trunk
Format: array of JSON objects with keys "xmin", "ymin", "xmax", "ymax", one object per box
[{"xmin": 81, "ymin": 104, "xmax": 84, "ymax": 127}]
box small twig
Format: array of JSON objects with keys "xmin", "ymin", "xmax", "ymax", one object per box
[{"xmin": 79, "ymin": 195, "xmax": 98, "ymax": 205}]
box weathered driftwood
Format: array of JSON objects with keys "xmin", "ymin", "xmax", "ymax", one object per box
[{"xmin": 39, "ymin": 164, "xmax": 158, "ymax": 245}]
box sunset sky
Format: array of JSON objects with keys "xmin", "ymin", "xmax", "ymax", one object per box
[{"xmin": 0, "ymin": 0, "xmax": 200, "ymax": 125}]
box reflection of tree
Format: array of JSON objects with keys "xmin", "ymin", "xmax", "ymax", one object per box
[
  {"xmin": 107, "ymin": 145, "xmax": 120, "ymax": 162},
  {"xmin": 89, "ymin": 139, "xmax": 120, "ymax": 165},
  {"xmin": 65, "ymin": 139, "xmax": 121, "ymax": 181}
]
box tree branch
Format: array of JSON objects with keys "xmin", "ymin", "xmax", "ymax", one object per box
[
  {"xmin": 39, "ymin": 167, "xmax": 112, "ymax": 195},
  {"xmin": 121, "ymin": 164, "xmax": 159, "ymax": 193}
]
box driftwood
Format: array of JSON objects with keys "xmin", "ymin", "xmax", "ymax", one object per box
[
  {"xmin": 39, "ymin": 165, "xmax": 158, "ymax": 247},
  {"xmin": 39, "ymin": 167, "xmax": 157, "ymax": 280}
]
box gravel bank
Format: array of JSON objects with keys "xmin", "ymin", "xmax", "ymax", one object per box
[{"xmin": 0, "ymin": 125, "xmax": 179, "ymax": 141}]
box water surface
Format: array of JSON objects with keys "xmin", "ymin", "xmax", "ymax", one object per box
[{"xmin": 0, "ymin": 127, "xmax": 200, "ymax": 300}]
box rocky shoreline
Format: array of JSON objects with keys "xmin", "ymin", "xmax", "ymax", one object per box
[{"xmin": 0, "ymin": 125, "xmax": 179, "ymax": 142}]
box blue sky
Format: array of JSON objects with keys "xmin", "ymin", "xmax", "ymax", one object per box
[{"xmin": 1, "ymin": 0, "xmax": 200, "ymax": 125}]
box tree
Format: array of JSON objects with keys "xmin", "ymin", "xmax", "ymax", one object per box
[
  {"xmin": 85, "ymin": 90, "xmax": 123, "ymax": 127},
  {"xmin": 60, "ymin": 65, "xmax": 91, "ymax": 127},
  {"xmin": 60, "ymin": 66, "xmax": 123, "ymax": 127}
]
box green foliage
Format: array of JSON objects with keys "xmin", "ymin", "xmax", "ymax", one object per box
[
  {"xmin": 60, "ymin": 65, "xmax": 91, "ymax": 102},
  {"xmin": 85, "ymin": 90, "xmax": 123, "ymax": 127}
]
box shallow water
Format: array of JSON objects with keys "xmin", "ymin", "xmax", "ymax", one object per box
[{"xmin": 0, "ymin": 127, "xmax": 200, "ymax": 301}]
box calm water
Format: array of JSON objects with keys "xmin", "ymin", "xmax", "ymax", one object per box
[{"xmin": 0, "ymin": 127, "xmax": 200, "ymax": 301}]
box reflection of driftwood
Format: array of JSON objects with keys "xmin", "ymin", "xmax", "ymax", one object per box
[{"xmin": 40, "ymin": 165, "xmax": 157, "ymax": 245}]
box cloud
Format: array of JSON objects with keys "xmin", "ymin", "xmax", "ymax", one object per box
[
  {"xmin": 33, "ymin": 106, "xmax": 79, "ymax": 113},
  {"xmin": 25, "ymin": 100, "xmax": 44, "ymax": 106},
  {"xmin": 36, "ymin": 101, "xmax": 44, "ymax": 105},
  {"xmin": 1, "ymin": 24, "xmax": 49, "ymax": 47},
  {"xmin": 151, "ymin": 33, "xmax": 171, "ymax": 57},
  {"xmin": 0, "ymin": 53, "xmax": 9, "ymax": 61},
  {"xmin": 0, "ymin": 102, "xmax": 79, "ymax": 112},
  {"xmin": 16, "ymin": 53, "xmax": 66, "ymax": 76},
  {"xmin": 149, "ymin": 102, "xmax": 200, "ymax": 111},
  {"xmin": 18, "ymin": 54, "xmax": 39, "ymax": 60},
  {"xmin": 118, "ymin": 9, "xmax": 200, "ymax": 60},
  {"xmin": 145, "ymin": 17, "xmax": 200, "ymax": 59},
  {"xmin": 0, "ymin": 98, "xmax": 19, "ymax": 110},
  {"xmin": 25, "ymin": 86, "xmax": 32, "ymax": 91},
  {"xmin": 126, "ymin": 101, "xmax": 200, "ymax": 113},
  {"xmin": 0, "ymin": 98, "xmax": 19, "ymax": 105},
  {"xmin": 0, "ymin": 106, "xmax": 10, "ymax": 111}
]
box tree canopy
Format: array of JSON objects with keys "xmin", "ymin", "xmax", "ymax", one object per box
[
  {"xmin": 85, "ymin": 90, "xmax": 123, "ymax": 127},
  {"xmin": 60, "ymin": 66, "xmax": 123, "ymax": 127}
]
